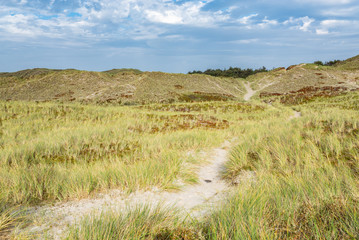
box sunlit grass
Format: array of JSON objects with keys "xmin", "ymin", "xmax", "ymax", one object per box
[
  {"xmin": 65, "ymin": 205, "xmax": 203, "ymax": 240},
  {"xmin": 3, "ymin": 91, "xmax": 359, "ymax": 239},
  {"xmin": 204, "ymin": 93, "xmax": 359, "ymax": 239},
  {"xmin": 0, "ymin": 101, "xmax": 276, "ymax": 206}
]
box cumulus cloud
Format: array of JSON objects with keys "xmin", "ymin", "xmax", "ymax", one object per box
[
  {"xmin": 0, "ymin": 10, "xmax": 94, "ymax": 40},
  {"xmin": 144, "ymin": 1, "xmax": 229, "ymax": 26},
  {"xmin": 0, "ymin": 0, "xmax": 234, "ymax": 40},
  {"xmin": 3, "ymin": 0, "xmax": 355, "ymax": 42},
  {"xmin": 258, "ymin": 17, "xmax": 278, "ymax": 28},
  {"xmin": 284, "ymin": 16, "xmax": 315, "ymax": 32},
  {"xmin": 0, "ymin": 0, "xmax": 358, "ymax": 73}
]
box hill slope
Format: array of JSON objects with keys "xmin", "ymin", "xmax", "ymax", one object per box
[
  {"xmin": 0, "ymin": 69, "xmax": 245, "ymax": 104},
  {"xmin": 1, "ymin": 54, "xmax": 358, "ymax": 104},
  {"xmin": 248, "ymin": 55, "xmax": 359, "ymax": 100}
]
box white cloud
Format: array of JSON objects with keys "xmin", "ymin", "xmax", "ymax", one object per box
[
  {"xmin": 0, "ymin": 14, "xmax": 42, "ymax": 37},
  {"xmin": 74, "ymin": 0, "xmax": 230, "ymax": 27},
  {"xmin": 144, "ymin": 1, "xmax": 229, "ymax": 26},
  {"xmin": 316, "ymin": 29, "xmax": 329, "ymax": 35},
  {"xmin": 235, "ymin": 14, "xmax": 278, "ymax": 29},
  {"xmin": 320, "ymin": 19, "xmax": 353, "ymax": 27},
  {"xmin": 315, "ymin": 19, "xmax": 359, "ymax": 35},
  {"xmin": 0, "ymin": 0, "xmax": 232, "ymax": 41},
  {"xmin": 78, "ymin": 0, "xmax": 134, "ymax": 23},
  {"xmin": 0, "ymin": 10, "xmax": 95, "ymax": 39},
  {"xmin": 284, "ymin": 16, "xmax": 315, "ymax": 32},
  {"xmin": 0, "ymin": 0, "xmax": 358, "ymax": 45},
  {"xmin": 258, "ymin": 17, "xmax": 278, "ymax": 28},
  {"xmin": 237, "ymin": 14, "xmax": 258, "ymax": 24},
  {"xmin": 145, "ymin": 9, "xmax": 184, "ymax": 24}
]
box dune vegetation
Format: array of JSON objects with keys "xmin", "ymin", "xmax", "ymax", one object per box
[
  {"xmin": 1, "ymin": 90, "xmax": 358, "ymax": 238},
  {"xmin": 1, "ymin": 56, "xmax": 359, "ymax": 239},
  {"xmin": 0, "ymin": 101, "xmax": 266, "ymax": 206},
  {"xmin": 62, "ymin": 92, "xmax": 359, "ymax": 240},
  {"xmin": 0, "ymin": 99, "xmax": 275, "ymax": 238}
]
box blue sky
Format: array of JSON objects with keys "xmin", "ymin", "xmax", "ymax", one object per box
[{"xmin": 0, "ymin": 0, "xmax": 358, "ymax": 73}]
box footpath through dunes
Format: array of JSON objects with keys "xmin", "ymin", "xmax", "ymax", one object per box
[
  {"xmin": 25, "ymin": 141, "xmax": 235, "ymax": 239},
  {"xmin": 23, "ymin": 100, "xmax": 303, "ymax": 239},
  {"xmin": 244, "ymin": 81, "xmax": 302, "ymax": 121},
  {"xmin": 243, "ymin": 81, "xmax": 276, "ymax": 101}
]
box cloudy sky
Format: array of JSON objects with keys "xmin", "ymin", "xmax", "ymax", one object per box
[{"xmin": 0, "ymin": 0, "xmax": 358, "ymax": 73}]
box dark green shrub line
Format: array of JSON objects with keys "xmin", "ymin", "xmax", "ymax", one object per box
[
  {"xmin": 314, "ymin": 60, "xmax": 342, "ymax": 66},
  {"xmin": 188, "ymin": 66, "xmax": 268, "ymax": 79}
]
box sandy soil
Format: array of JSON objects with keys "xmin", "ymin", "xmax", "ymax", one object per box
[{"xmin": 244, "ymin": 82, "xmax": 256, "ymax": 101}]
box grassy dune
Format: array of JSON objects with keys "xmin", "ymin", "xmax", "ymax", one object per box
[
  {"xmin": 0, "ymin": 101, "xmax": 252, "ymax": 205},
  {"xmin": 64, "ymin": 92, "xmax": 359, "ymax": 239},
  {"xmin": 206, "ymin": 105, "xmax": 359, "ymax": 239},
  {"xmin": 1, "ymin": 84, "xmax": 359, "ymax": 238},
  {"xmin": 0, "ymin": 101, "xmax": 274, "ymax": 204},
  {"xmin": 0, "ymin": 69, "xmax": 245, "ymax": 104},
  {"xmin": 0, "ymin": 100, "xmax": 284, "ymax": 237}
]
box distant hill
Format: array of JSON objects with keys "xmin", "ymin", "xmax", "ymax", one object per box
[
  {"xmin": 334, "ymin": 55, "xmax": 359, "ymax": 70},
  {"xmin": 247, "ymin": 55, "xmax": 359, "ymax": 100},
  {"xmin": 0, "ymin": 69, "xmax": 245, "ymax": 104},
  {"xmin": 1, "ymin": 55, "xmax": 358, "ymax": 104}
]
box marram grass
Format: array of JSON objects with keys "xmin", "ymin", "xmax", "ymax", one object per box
[
  {"xmin": 2, "ymin": 92, "xmax": 359, "ymax": 239},
  {"xmin": 66, "ymin": 205, "xmax": 203, "ymax": 240}
]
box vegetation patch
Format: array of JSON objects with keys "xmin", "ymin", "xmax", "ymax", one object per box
[
  {"xmin": 188, "ymin": 66, "xmax": 268, "ymax": 78},
  {"xmin": 128, "ymin": 114, "xmax": 229, "ymax": 133},
  {"xmin": 178, "ymin": 92, "xmax": 235, "ymax": 102},
  {"xmin": 66, "ymin": 206, "xmax": 203, "ymax": 240},
  {"xmin": 260, "ymin": 85, "xmax": 357, "ymax": 105},
  {"xmin": 138, "ymin": 102, "xmax": 264, "ymax": 113}
]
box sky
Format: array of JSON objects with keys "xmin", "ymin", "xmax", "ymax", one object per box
[{"xmin": 0, "ymin": 0, "xmax": 358, "ymax": 73}]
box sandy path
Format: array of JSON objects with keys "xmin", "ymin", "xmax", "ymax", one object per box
[
  {"xmin": 244, "ymin": 82, "xmax": 256, "ymax": 101},
  {"xmin": 26, "ymin": 142, "xmax": 233, "ymax": 239},
  {"xmin": 243, "ymin": 81, "xmax": 275, "ymax": 101},
  {"xmin": 244, "ymin": 81, "xmax": 302, "ymax": 121}
]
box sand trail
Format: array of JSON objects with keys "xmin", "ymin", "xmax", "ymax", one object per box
[
  {"xmin": 243, "ymin": 81, "xmax": 275, "ymax": 101},
  {"xmin": 27, "ymin": 141, "xmax": 233, "ymax": 239}
]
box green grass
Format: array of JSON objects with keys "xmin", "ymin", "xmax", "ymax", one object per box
[
  {"xmin": 63, "ymin": 92, "xmax": 359, "ymax": 239},
  {"xmin": 205, "ymin": 104, "xmax": 359, "ymax": 239},
  {"xmin": 0, "ymin": 204, "xmax": 26, "ymax": 239},
  {"xmin": 66, "ymin": 205, "xmax": 202, "ymax": 240},
  {"xmin": 334, "ymin": 55, "xmax": 359, "ymax": 70},
  {"xmin": 2, "ymin": 90, "xmax": 359, "ymax": 239},
  {"xmin": 0, "ymin": 100, "xmax": 275, "ymax": 205}
]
